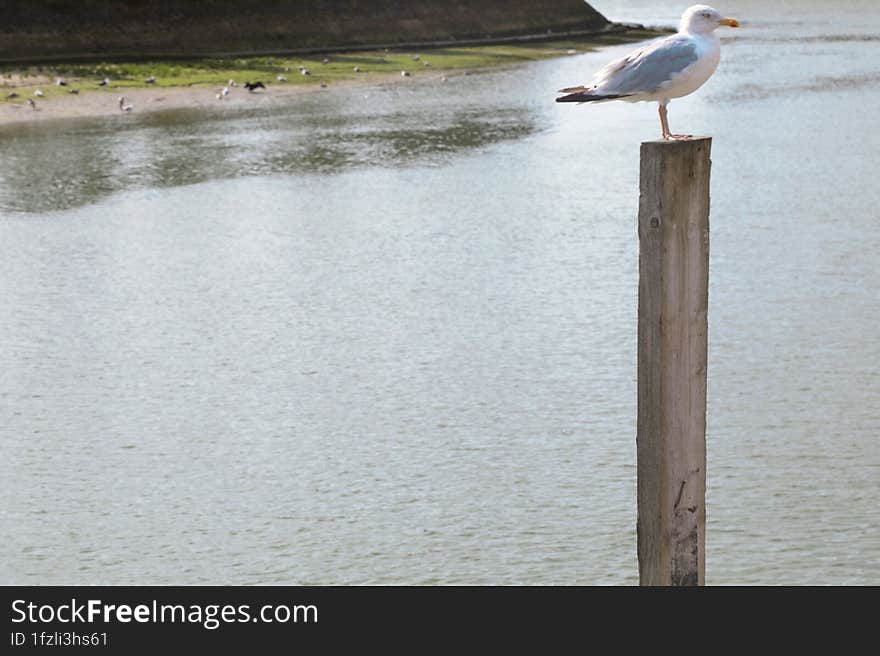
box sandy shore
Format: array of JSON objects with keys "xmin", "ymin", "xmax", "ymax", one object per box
[
  {"xmin": 0, "ymin": 73, "xmax": 430, "ymax": 126},
  {"xmin": 0, "ymin": 29, "xmax": 661, "ymax": 127}
]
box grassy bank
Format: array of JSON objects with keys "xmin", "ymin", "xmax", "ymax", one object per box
[
  {"xmin": 1, "ymin": 29, "xmax": 662, "ymax": 107},
  {"xmin": 0, "ymin": 0, "xmax": 610, "ymax": 62}
]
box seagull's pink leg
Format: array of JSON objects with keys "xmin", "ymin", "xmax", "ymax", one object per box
[{"xmin": 659, "ymin": 104, "xmax": 692, "ymax": 141}]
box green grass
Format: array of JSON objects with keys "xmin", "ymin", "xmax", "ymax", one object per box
[{"xmin": 0, "ymin": 30, "xmax": 661, "ymax": 105}]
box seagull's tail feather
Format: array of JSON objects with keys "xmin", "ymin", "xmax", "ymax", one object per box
[{"xmin": 556, "ymin": 89, "xmax": 632, "ymax": 103}]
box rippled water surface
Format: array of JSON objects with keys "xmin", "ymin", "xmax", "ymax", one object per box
[{"xmin": 1, "ymin": 0, "xmax": 878, "ymax": 584}]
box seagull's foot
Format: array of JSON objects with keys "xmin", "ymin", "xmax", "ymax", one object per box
[{"xmin": 662, "ymin": 133, "xmax": 693, "ymax": 141}]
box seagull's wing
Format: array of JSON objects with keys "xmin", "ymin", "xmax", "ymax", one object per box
[{"xmin": 592, "ymin": 35, "xmax": 699, "ymax": 96}]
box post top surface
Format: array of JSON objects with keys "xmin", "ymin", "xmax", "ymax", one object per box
[{"xmin": 641, "ymin": 136, "xmax": 712, "ymax": 146}]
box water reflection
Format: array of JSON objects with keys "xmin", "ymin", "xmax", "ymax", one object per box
[{"xmin": 0, "ymin": 90, "xmax": 537, "ymax": 215}]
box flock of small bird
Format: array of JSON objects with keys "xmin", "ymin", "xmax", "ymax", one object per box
[{"xmin": 10, "ymin": 54, "xmax": 444, "ymax": 113}]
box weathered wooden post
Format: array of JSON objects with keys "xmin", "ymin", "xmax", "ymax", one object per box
[{"xmin": 637, "ymin": 137, "xmax": 711, "ymax": 586}]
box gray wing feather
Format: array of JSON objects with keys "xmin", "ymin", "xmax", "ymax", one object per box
[{"xmin": 595, "ymin": 35, "xmax": 698, "ymax": 95}]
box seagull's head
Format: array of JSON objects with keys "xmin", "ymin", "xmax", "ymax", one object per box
[{"xmin": 681, "ymin": 5, "xmax": 740, "ymax": 34}]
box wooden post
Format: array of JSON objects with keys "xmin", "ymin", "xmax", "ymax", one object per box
[{"xmin": 637, "ymin": 137, "xmax": 711, "ymax": 586}]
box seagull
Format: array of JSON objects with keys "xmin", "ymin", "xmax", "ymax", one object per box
[
  {"xmin": 556, "ymin": 5, "xmax": 739, "ymax": 140},
  {"xmin": 277, "ymin": 74, "xmax": 288, "ymax": 82},
  {"xmin": 228, "ymin": 79, "xmax": 238, "ymax": 87},
  {"xmin": 401, "ymin": 70, "xmax": 411, "ymax": 77},
  {"xmin": 300, "ymin": 68, "xmax": 311, "ymax": 76},
  {"xmin": 34, "ymin": 89, "xmax": 44, "ymax": 97},
  {"xmin": 27, "ymin": 99, "xmax": 36, "ymax": 109},
  {"xmin": 98, "ymin": 78, "xmax": 110, "ymax": 86},
  {"xmin": 119, "ymin": 96, "xmax": 134, "ymax": 112},
  {"xmin": 145, "ymin": 75, "xmax": 156, "ymax": 84},
  {"xmin": 56, "ymin": 78, "xmax": 68, "ymax": 86},
  {"xmin": 244, "ymin": 81, "xmax": 265, "ymax": 92}
]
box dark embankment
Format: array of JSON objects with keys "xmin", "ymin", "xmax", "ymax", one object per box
[{"xmin": 1, "ymin": 0, "xmax": 616, "ymax": 64}]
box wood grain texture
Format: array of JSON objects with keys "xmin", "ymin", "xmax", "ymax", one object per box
[{"xmin": 637, "ymin": 137, "xmax": 711, "ymax": 586}]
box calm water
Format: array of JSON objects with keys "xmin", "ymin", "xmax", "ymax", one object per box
[{"xmin": 1, "ymin": 0, "xmax": 878, "ymax": 584}]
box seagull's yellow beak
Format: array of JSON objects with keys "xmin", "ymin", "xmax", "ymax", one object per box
[{"xmin": 720, "ymin": 17, "xmax": 740, "ymax": 28}]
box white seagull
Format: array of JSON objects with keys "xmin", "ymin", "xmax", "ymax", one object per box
[
  {"xmin": 119, "ymin": 96, "xmax": 134, "ymax": 112},
  {"xmin": 556, "ymin": 5, "xmax": 739, "ymax": 140}
]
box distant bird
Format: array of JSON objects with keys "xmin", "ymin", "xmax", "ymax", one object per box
[
  {"xmin": 353, "ymin": 66, "xmax": 361, "ymax": 73},
  {"xmin": 423, "ymin": 61, "xmax": 431, "ymax": 67},
  {"xmin": 556, "ymin": 4, "xmax": 739, "ymax": 140},
  {"xmin": 221, "ymin": 86, "xmax": 230, "ymax": 96},
  {"xmin": 320, "ymin": 81, "xmax": 327, "ymax": 88},
  {"xmin": 440, "ymin": 76, "xmax": 448, "ymax": 83},
  {"xmin": 244, "ymin": 81, "xmax": 265, "ymax": 92},
  {"xmin": 413, "ymin": 55, "xmax": 421, "ymax": 61},
  {"xmin": 56, "ymin": 78, "xmax": 68, "ymax": 86},
  {"xmin": 34, "ymin": 89, "xmax": 44, "ymax": 97},
  {"xmin": 300, "ymin": 68, "xmax": 310, "ymax": 76},
  {"xmin": 284, "ymin": 66, "xmax": 290, "ymax": 72},
  {"xmin": 145, "ymin": 75, "xmax": 156, "ymax": 84},
  {"xmin": 119, "ymin": 96, "xmax": 134, "ymax": 112},
  {"xmin": 27, "ymin": 99, "xmax": 36, "ymax": 109},
  {"xmin": 277, "ymin": 75, "xmax": 288, "ymax": 82},
  {"xmin": 401, "ymin": 70, "xmax": 411, "ymax": 77},
  {"xmin": 228, "ymin": 79, "xmax": 238, "ymax": 87},
  {"xmin": 7, "ymin": 92, "xmax": 19, "ymax": 99},
  {"xmin": 322, "ymin": 57, "xmax": 330, "ymax": 64},
  {"xmin": 98, "ymin": 78, "xmax": 110, "ymax": 86},
  {"xmin": 68, "ymin": 89, "xmax": 80, "ymax": 95}
]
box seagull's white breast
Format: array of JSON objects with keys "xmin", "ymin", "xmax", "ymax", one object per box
[{"xmin": 656, "ymin": 34, "xmax": 721, "ymax": 101}]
